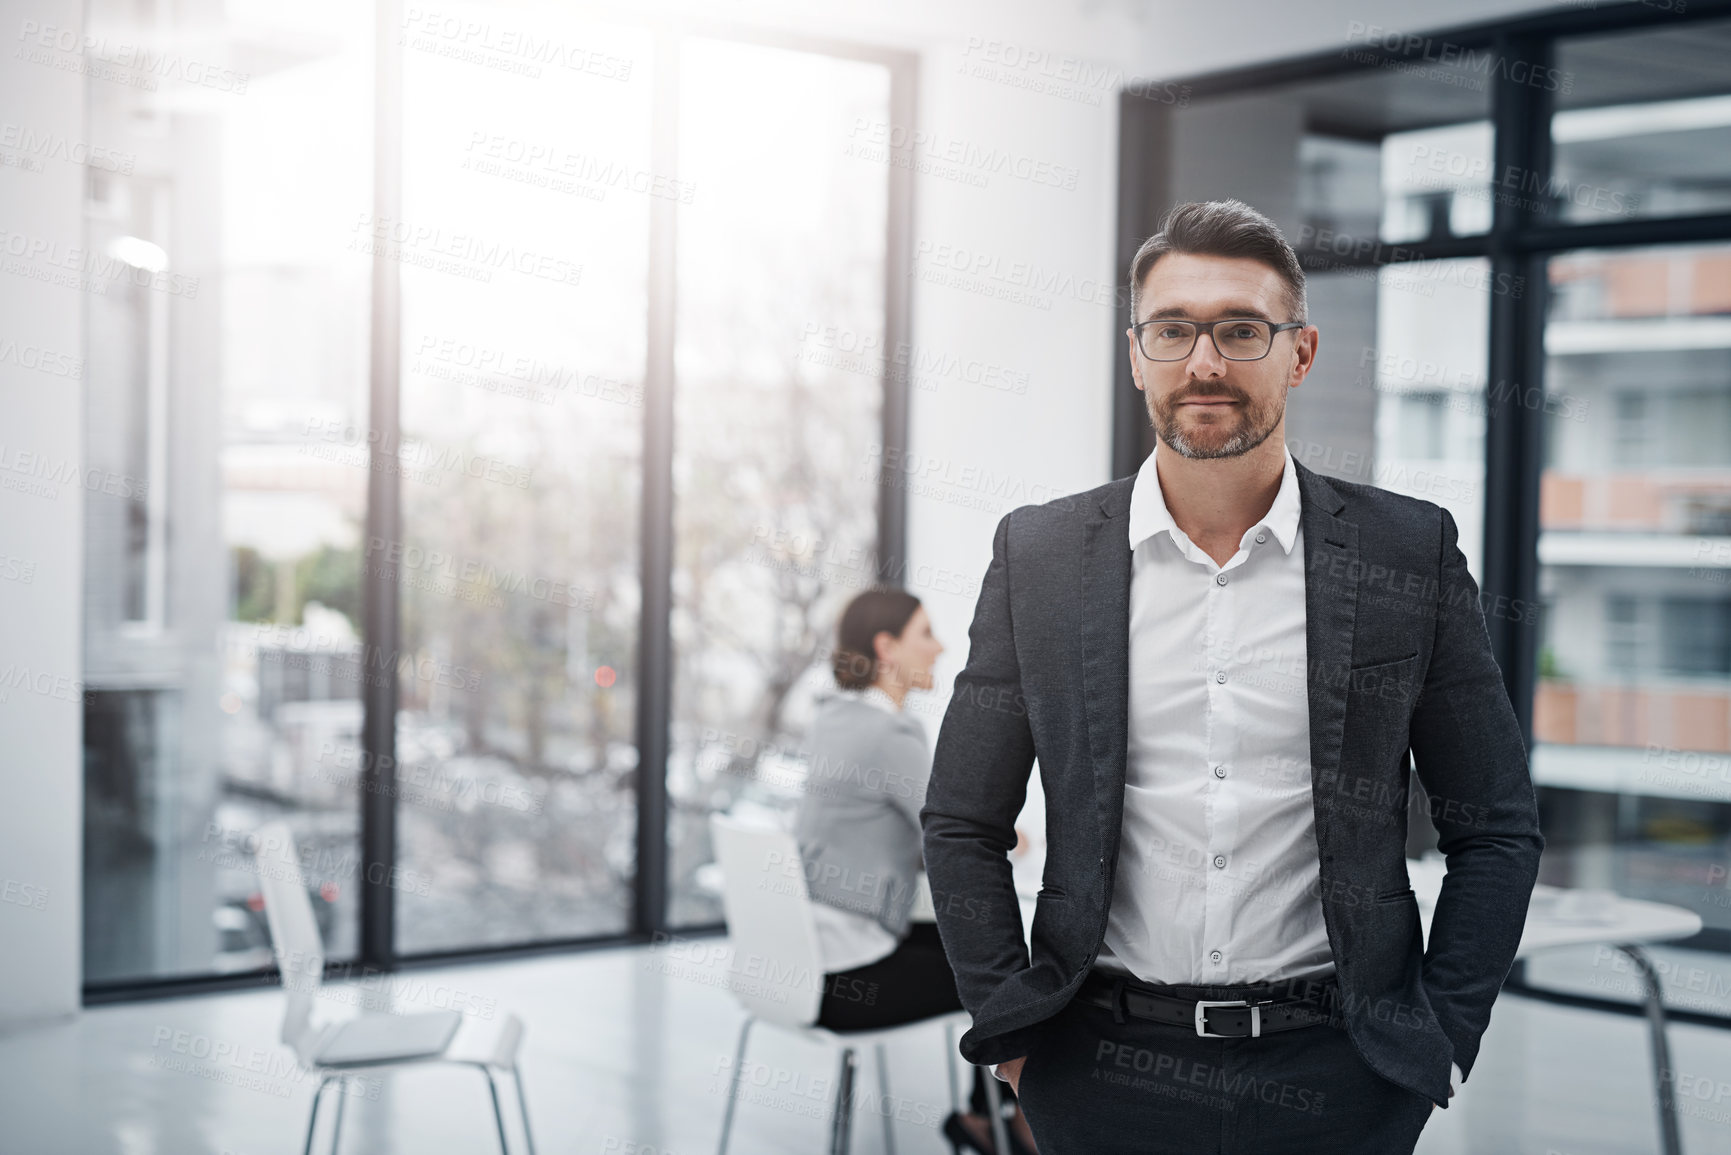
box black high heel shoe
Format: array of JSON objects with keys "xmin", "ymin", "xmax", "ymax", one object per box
[
  {"xmin": 942, "ymin": 1111, "xmax": 987, "ymax": 1154},
  {"xmin": 942, "ymin": 1109, "xmax": 1038, "ymax": 1155}
]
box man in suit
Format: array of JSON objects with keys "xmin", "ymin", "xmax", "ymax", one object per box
[{"xmin": 919, "ymin": 199, "xmax": 1544, "ymax": 1154}]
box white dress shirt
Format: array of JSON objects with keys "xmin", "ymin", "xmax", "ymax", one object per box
[
  {"xmin": 808, "ymin": 686, "xmax": 903, "ymax": 973},
  {"xmin": 1007, "ymin": 442, "xmax": 1461, "ymax": 1099},
  {"xmin": 1095, "ymin": 438, "xmax": 1331, "ymax": 986}
]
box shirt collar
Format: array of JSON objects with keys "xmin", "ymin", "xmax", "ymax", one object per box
[{"xmin": 1127, "ymin": 439, "xmax": 1301, "ymax": 557}]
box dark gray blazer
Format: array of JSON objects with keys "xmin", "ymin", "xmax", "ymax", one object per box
[{"xmin": 919, "ymin": 459, "xmax": 1544, "ymax": 1109}]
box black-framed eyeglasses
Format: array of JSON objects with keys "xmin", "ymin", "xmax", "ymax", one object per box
[{"xmin": 1131, "ymin": 317, "xmax": 1307, "ymax": 362}]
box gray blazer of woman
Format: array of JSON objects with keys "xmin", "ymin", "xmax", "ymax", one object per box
[{"xmin": 793, "ymin": 687, "xmax": 932, "ymax": 938}]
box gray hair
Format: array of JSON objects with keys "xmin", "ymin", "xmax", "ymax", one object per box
[{"xmin": 1128, "ymin": 199, "xmax": 1308, "ymax": 325}]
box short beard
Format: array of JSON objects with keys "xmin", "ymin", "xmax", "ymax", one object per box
[{"xmin": 1150, "ymin": 386, "xmax": 1283, "ymax": 460}]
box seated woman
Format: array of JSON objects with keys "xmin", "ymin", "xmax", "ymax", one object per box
[{"xmin": 794, "ymin": 587, "xmax": 1036, "ymax": 1155}]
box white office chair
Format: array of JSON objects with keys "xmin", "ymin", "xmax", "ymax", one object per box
[
  {"xmin": 706, "ymin": 812, "xmax": 1009, "ymax": 1155},
  {"xmin": 250, "ymin": 821, "xmax": 537, "ymax": 1155}
]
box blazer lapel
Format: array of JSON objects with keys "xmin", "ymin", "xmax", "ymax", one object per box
[
  {"xmin": 1295, "ymin": 461, "xmax": 1359, "ymax": 860},
  {"xmin": 1079, "ymin": 461, "xmax": 1359, "ymax": 879},
  {"xmin": 1081, "ymin": 478, "xmax": 1134, "ymax": 868}
]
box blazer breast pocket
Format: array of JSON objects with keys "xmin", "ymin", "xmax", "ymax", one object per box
[{"xmin": 1346, "ymin": 651, "xmax": 1421, "ymax": 702}]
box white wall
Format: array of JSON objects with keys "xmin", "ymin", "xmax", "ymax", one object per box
[{"xmin": 0, "ymin": 0, "xmax": 86, "ymax": 1031}]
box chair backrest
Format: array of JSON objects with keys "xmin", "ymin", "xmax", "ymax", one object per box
[
  {"xmin": 707, "ymin": 812, "xmax": 826, "ymax": 1029},
  {"xmin": 251, "ymin": 821, "xmax": 325, "ymax": 1057}
]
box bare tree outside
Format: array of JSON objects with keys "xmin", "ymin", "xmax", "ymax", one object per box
[{"xmin": 667, "ymin": 40, "xmax": 891, "ymax": 927}]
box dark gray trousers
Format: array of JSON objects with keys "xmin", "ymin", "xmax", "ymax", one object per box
[{"xmin": 1014, "ymin": 979, "xmax": 1435, "ymax": 1154}]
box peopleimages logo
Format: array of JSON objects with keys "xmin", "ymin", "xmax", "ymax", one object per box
[
  {"xmin": 847, "ymin": 118, "xmax": 1080, "ymax": 191},
  {"xmin": 0, "ymin": 227, "xmax": 200, "ymax": 298},
  {"xmin": 0, "ymin": 122, "xmax": 132, "ymax": 174},
  {"xmin": 347, "ymin": 212, "xmax": 583, "ymax": 288},
  {"xmin": 0, "ymin": 337, "xmax": 82, "ymax": 378},
  {"xmin": 864, "ymin": 444, "xmax": 1079, "ymax": 514},
  {"xmin": 956, "ymin": 37, "xmax": 1192, "ymax": 109},
  {"xmin": 911, "ymin": 240, "xmax": 1123, "ymax": 311},
  {"xmin": 1342, "ymin": 21, "xmax": 1574, "ymax": 94},
  {"xmin": 462, "ymin": 132, "xmax": 694, "ymax": 203},
  {"xmin": 398, "ymin": 7, "xmax": 635, "ymax": 81},
  {"xmin": 301, "ymin": 418, "xmax": 534, "ymax": 490},
  {"xmin": 1406, "ymin": 144, "xmax": 1638, "ymax": 217},
  {"xmin": 15, "ymin": 20, "xmax": 252, "ymax": 94}
]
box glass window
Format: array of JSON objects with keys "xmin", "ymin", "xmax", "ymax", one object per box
[
  {"xmin": 1379, "ymin": 122, "xmax": 1494, "ymax": 243},
  {"xmin": 1368, "ymin": 258, "xmax": 1491, "ymax": 573},
  {"xmin": 1552, "ymin": 18, "xmax": 1731, "ymax": 223},
  {"xmin": 84, "ymin": 174, "xmax": 167, "ymax": 627},
  {"xmin": 74, "ymin": 8, "xmax": 902, "ymax": 977},
  {"xmin": 1605, "ymin": 593, "xmax": 1640, "ymax": 675},
  {"xmin": 393, "ymin": 4, "xmax": 652, "ymax": 954},
  {"xmin": 1660, "ymin": 598, "xmax": 1731, "ymax": 678},
  {"xmin": 1280, "ymin": 257, "xmax": 1488, "ymax": 572},
  {"xmin": 667, "ymin": 39, "xmax": 892, "ymax": 928},
  {"xmin": 81, "ymin": 2, "xmax": 374, "ymax": 983},
  {"xmin": 1172, "ymin": 63, "xmax": 1494, "ymax": 258},
  {"xmin": 1533, "ymin": 242, "xmax": 1731, "ymax": 953}
]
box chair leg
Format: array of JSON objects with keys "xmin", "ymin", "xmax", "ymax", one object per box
[
  {"xmin": 511, "ymin": 1065, "xmax": 539, "ymax": 1155},
  {"xmin": 943, "ymin": 1022, "xmax": 960, "ymax": 1119},
  {"xmin": 828, "ymin": 1047, "xmax": 857, "ymax": 1155},
  {"xmin": 716, "ymin": 1016, "xmax": 755, "ymax": 1155},
  {"xmin": 484, "ymin": 1067, "xmax": 512, "ymax": 1155},
  {"xmin": 1615, "ymin": 944, "xmax": 1684, "ymax": 1155},
  {"xmin": 981, "ymin": 1067, "xmax": 1011, "ymax": 1155},
  {"xmin": 329, "ymin": 1076, "xmax": 349, "ymax": 1155},
  {"xmin": 302, "ymin": 1074, "xmax": 334, "ymax": 1155},
  {"xmin": 874, "ymin": 1043, "xmax": 896, "ymax": 1155}
]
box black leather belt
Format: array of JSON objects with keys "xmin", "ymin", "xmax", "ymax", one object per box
[{"xmin": 1076, "ymin": 969, "xmax": 1342, "ymax": 1037}]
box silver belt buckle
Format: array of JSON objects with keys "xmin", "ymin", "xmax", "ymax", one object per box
[{"xmin": 1194, "ymin": 998, "xmax": 1258, "ymax": 1037}]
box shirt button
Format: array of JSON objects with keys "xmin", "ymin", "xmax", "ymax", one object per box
[
  {"xmin": 1256, "ymin": 532, "xmax": 1267, "ymax": 544},
  {"xmin": 1215, "ymin": 573, "xmax": 1228, "ymax": 586},
  {"xmin": 1215, "ymin": 672, "xmax": 1227, "ymax": 684},
  {"xmin": 1213, "ymin": 765, "xmax": 1226, "ymax": 778},
  {"xmin": 1213, "ymin": 855, "xmax": 1227, "ymax": 868},
  {"xmin": 1210, "ymin": 950, "xmax": 1223, "ymax": 963}
]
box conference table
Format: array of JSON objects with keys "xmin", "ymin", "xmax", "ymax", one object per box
[
  {"xmin": 911, "ymin": 850, "xmax": 1703, "ymax": 1155},
  {"xmin": 1405, "ymin": 852, "xmax": 1702, "ymax": 1155}
]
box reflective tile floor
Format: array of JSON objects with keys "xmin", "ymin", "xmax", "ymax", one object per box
[{"xmin": 1, "ymin": 940, "xmax": 1727, "ymax": 1155}]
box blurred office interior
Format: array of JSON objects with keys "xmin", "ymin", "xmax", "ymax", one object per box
[{"xmin": 4, "ymin": 0, "xmax": 1731, "ymax": 1151}]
